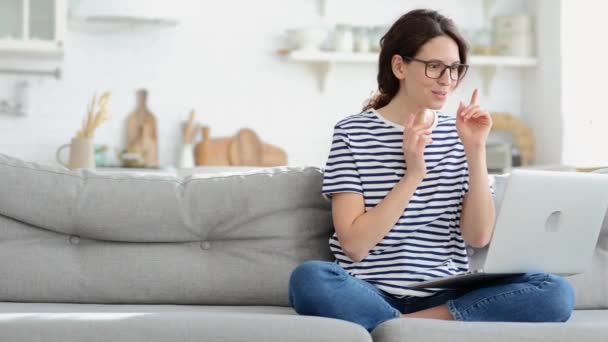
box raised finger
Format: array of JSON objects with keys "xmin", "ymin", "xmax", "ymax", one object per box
[{"xmin": 470, "ymin": 88, "xmax": 479, "ymax": 106}]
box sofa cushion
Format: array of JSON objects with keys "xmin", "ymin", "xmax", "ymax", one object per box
[
  {"xmin": 372, "ymin": 310, "xmax": 608, "ymax": 342},
  {"xmin": 0, "ymin": 302, "xmax": 370, "ymax": 342},
  {"xmin": 0, "ymin": 153, "xmax": 330, "ymax": 242},
  {"xmin": 0, "ymin": 153, "xmax": 333, "ymax": 306},
  {"xmin": 567, "ymin": 212, "xmax": 608, "ymax": 310}
]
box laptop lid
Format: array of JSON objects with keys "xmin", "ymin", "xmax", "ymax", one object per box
[{"xmin": 482, "ymin": 169, "xmax": 608, "ymax": 275}]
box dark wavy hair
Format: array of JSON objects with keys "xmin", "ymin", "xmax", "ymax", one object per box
[{"xmin": 363, "ymin": 9, "xmax": 469, "ymax": 111}]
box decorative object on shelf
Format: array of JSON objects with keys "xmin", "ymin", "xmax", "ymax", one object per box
[
  {"xmin": 333, "ymin": 24, "xmax": 354, "ymax": 52},
  {"xmin": 94, "ymin": 144, "xmax": 122, "ymax": 167},
  {"xmin": 286, "ymin": 27, "xmax": 327, "ymax": 51},
  {"xmin": 56, "ymin": 91, "xmax": 111, "ymax": 170},
  {"xmin": 369, "ymin": 26, "xmax": 387, "ymax": 52},
  {"xmin": 56, "ymin": 136, "xmax": 95, "ymax": 170},
  {"xmin": 353, "ymin": 26, "xmax": 371, "ymax": 53},
  {"xmin": 493, "ymin": 14, "xmax": 534, "ymax": 57},
  {"xmin": 259, "ymin": 142, "xmax": 289, "ymax": 167},
  {"xmin": 195, "ymin": 126, "xmax": 230, "ymax": 166},
  {"xmin": 194, "ymin": 127, "xmax": 287, "ymax": 167},
  {"xmin": 229, "ymin": 128, "xmax": 263, "ymax": 166},
  {"xmin": 471, "ymin": 26, "xmax": 497, "ymax": 55},
  {"xmin": 178, "ymin": 109, "xmax": 199, "ymax": 168},
  {"xmin": 94, "ymin": 144, "xmax": 110, "ymax": 166},
  {"xmin": 281, "ymin": 24, "xmax": 384, "ymax": 55},
  {"xmin": 120, "ymin": 149, "xmax": 146, "ymax": 168},
  {"xmin": 181, "ymin": 110, "xmax": 199, "ymax": 144},
  {"xmin": 77, "ymin": 91, "xmax": 111, "ymax": 139},
  {"xmin": 490, "ymin": 112, "xmax": 535, "ymax": 166},
  {"xmin": 178, "ymin": 144, "xmax": 195, "ymax": 168},
  {"xmin": 126, "ymin": 89, "xmax": 158, "ymax": 168}
]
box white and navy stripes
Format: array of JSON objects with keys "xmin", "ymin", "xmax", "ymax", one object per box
[{"xmin": 322, "ymin": 109, "xmax": 489, "ymax": 298}]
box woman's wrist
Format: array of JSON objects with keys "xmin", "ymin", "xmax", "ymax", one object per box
[
  {"xmin": 402, "ymin": 172, "xmax": 425, "ymax": 185},
  {"xmin": 465, "ymin": 144, "xmax": 486, "ymax": 163},
  {"xmin": 464, "ymin": 142, "xmax": 486, "ymax": 155},
  {"xmin": 465, "ymin": 145, "xmax": 489, "ymax": 178}
]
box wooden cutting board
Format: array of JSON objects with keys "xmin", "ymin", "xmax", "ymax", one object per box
[
  {"xmin": 126, "ymin": 89, "xmax": 158, "ymax": 167},
  {"xmin": 195, "ymin": 126, "xmax": 232, "ymax": 166},
  {"xmin": 260, "ymin": 143, "xmax": 288, "ymax": 166},
  {"xmin": 195, "ymin": 127, "xmax": 287, "ymax": 167},
  {"xmin": 229, "ymin": 128, "xmax": 263, "ymax": 166}
]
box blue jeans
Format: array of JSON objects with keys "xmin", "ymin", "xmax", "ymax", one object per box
[{"xmin": 288, "ymin": 261, "xmax": 575, "ymax": 332}]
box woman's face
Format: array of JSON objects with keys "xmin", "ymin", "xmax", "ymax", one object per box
[{"xmin": 403, "ymin": 35, "xmax": 462, "ymax": 110}]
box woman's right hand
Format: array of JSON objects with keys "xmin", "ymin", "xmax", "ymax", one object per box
[{"xmin": 402, "ymin": 114, "xmax": 433, "ymax": 182}]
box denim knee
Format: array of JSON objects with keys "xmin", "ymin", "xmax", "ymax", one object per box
[
  {"xmin": 522, "ymin": 273, "xmax": 575, "ymax": 322},
  {"xmin": 540, "ymin": 273, "xmax": 576, "ymax": 322},
  {"xmin": 288, "ymin": 261, "xmax": 344, "ymax": 310}
]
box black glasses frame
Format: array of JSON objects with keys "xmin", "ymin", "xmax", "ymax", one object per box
[{"xmin": 402, "ymin": 56, "xmax": 469, "ymax": 81}]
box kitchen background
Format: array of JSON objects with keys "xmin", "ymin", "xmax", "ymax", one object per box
[{"xmin": 0, "ymin": 0, "xmax": 606, "ymax": 170}]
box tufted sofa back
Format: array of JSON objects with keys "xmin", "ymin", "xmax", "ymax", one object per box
[{"xmin": 0, "ymin": 154, "xmax": 333, "ymax": 306}]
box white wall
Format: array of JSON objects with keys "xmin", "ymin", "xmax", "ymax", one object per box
[
  {"xmin": 561, "ymin": 0, "xmax": 608, "ymax": 167},
  {"xmin": 0, "ymin": 0, "xmax": 540, "ymax": 168},
  {"xmin": 521, "ymin": 0, "xmax": 563, "ymax": 165}
]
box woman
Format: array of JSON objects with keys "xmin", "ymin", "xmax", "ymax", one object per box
[{"xmin": 288, "ymin": 9, "xmax": 574, "ymax": 332}]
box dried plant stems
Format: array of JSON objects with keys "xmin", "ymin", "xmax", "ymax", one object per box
[
  {"xmin": 77, "ymin": 91, "xmax": 111, "ymax": 139},
  {"xmin": 182, "ymin": 109, "xmax": 199, "ymax": 144}
]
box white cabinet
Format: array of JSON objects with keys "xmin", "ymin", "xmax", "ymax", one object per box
[{"xmin": 0, "ymin": 0, "xmax": 66, "ymax": 57}]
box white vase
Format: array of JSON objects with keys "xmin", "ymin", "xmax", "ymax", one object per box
[{"xmin": 178, "ymin": 143, "xmax": 195, "ymax": 168}]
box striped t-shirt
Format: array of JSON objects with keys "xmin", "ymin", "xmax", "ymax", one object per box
[{"xmin": 322, "ymin": 109, "xmax": 492, "ymax": 298}]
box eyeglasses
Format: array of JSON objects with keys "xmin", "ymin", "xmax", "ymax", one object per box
[{"xmin": 402, "ymin": 56, "xmax": 469, "ymax": 81}]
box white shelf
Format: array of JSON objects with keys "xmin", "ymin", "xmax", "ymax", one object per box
[
  {"xmin": 469, "ymin": 55, "xmax": 537, "ymax": 67},
  {"xmin": 288, "ymin": 50, "xmax": 537, "ymax": 65},
  {"xmin": 285, "ymin": 50, "xmax": 537, "ymax": 92},
  {"xmin": 287, "ymin": 50, "xmax": 378, "ymax": 63},
  {"xmin": 68, "ymin": 16, "xmax": 179, "ymax": 33}
]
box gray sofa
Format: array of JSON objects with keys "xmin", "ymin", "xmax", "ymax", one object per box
[{"xmin": 0, "ymin": 152, "xmax": 606, "ymax": 342}]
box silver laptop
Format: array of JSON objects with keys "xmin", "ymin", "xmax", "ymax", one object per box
[{"xmin": 410, "ymin": 169, "xmax": 608, "ymax": 289}]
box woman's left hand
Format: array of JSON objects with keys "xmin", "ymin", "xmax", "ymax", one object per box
[{"xmin": 456, "ymin": 88, "xmax": 493, "ymax": 149}]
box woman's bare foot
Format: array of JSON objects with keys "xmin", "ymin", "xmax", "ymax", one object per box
[{"xmin": 401, "ymin": 304, "xmax": 454, "ymax": 320}]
